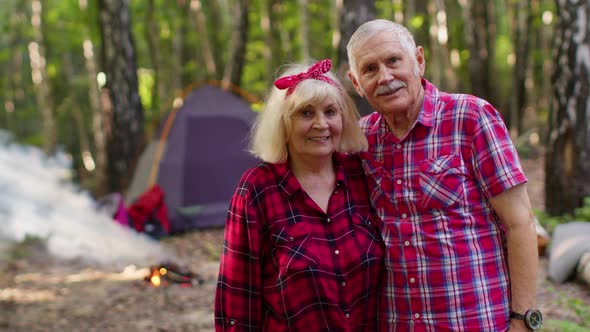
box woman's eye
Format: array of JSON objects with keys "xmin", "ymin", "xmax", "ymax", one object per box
[
  {"xmin": 325, "ymin": 109, "xmax": 337, "ymax": 116},
  {"xmin": 300, "ymin": 110, "xmax": 313, "ymax": 117}
]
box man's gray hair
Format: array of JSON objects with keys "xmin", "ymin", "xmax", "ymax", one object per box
[{"xmin": 347, "ymin": 19, "xmax": 417, "ymax": 76}]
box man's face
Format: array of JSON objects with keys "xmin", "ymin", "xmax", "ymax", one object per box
[{"xmin": 349, "ymin": 33, "xmax": 425, "ymax": 117}]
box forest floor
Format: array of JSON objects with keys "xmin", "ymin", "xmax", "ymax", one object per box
[{"xmin": 0, "ymin": 156, "xmax": 589, "ymax": 332}]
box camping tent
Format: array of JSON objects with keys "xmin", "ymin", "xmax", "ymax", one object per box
[{"xmin": 126, "ymin": 84, "xmax": 259, "ymax": 233}]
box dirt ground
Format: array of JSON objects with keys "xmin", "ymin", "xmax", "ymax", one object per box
[{"xmin": 1, "ymin": 156, "xmax": 589, "ymax": 332}]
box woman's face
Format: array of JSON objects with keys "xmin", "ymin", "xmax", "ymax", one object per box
[{"xmin": 287, "ymin": 97, "xmax": 343, "ymax": 163}]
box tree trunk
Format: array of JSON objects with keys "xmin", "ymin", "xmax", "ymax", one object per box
[
  {"xmin": 80, "ymin": 0, "xmax": 108, "ymax": 196},
  {"xmin": 432, "ymin": 0, "xmax": 457, "ymax": 91},
  {"xmin": 338, "ymin": 0, "xmax": 376, "ymax": 116},
  {"xmin": 337, "ymin": 0, "xmax": 376, "ymax": 70},
  {"xmin": 98, "ymin": 0, "xmax": 145, "ymax": 193},
  {"xmin": 29, "ymin": 0, "xmax": 56, "ymax": 154},
  {"xmin": 208, "ymin": 0, "xmax": 225, "ymax": 77},
  {"xmin": 3, "ymin": 1, "xmax": 25, "ymax": 133},
  {"xmin": 508, "ymin": 0, "xmax": 531, "ymax": 136},
  {"xmin": 461, "ymin": 0, "xmax": 498, "ymax": 107},
  {"xmin": 222, "ymin": 0, "xmax": 250, "ymax": 89},
  {"xmin": 331, "ymin": 0, "xmax": 343, "ymax": 60},
  {"xmin": 404, "ymin": 0, "xmax": 415, "ymax": 28},
  {"xmin": 190, "ymin": 0, "xmax": 217, "ymax": 79},
  {"xmin": 299, "ymin": 0, "xmax": 310, "ymax": 61},
  {"xmin": 145, "ymin": 0, "xmax": 161, "ymax": 113},
  {"xmin": 179, "ymin": 2, "xmax": 195, "ymax": 86},
  {"xmin": 546, "ymin": 0, "xmax": 590, "ymax": 215},
  {"xmin": 261, "ymin": 0, "xmax": 281, "ymax": 83},
  {"xmin": 426, "ymin": 0, "xmax": 443, "ymax": 86},
  {"xmin": 171, "ymin": 5, "xmax": 184, "ymax": 93}
]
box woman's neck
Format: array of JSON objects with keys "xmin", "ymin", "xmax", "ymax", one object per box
[
  {"xmin": 289, "ymin": 154, "xmax": 336, "ymax": 213},
  {"xmin": 289, "ymin": 154, "xmax": 334, "ymax": 179}
]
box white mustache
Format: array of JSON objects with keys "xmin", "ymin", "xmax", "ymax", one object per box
[{"xmin": 374, "ymin": 80, "xmax": 407, "ymax": 96}]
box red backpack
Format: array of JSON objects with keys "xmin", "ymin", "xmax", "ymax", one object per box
[{"xmin": 127, "ymin": 184, "xmax": 171, "ymax": 238}]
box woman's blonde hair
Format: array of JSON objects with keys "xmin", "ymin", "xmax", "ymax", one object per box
[{"xmin": 250, "ymin": 61, "xmax": 367, "ymax": 163}]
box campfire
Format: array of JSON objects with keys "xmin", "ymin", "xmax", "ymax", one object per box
[{"xmin": 144, "ymin": 261, "xmax": 203, "ymax": 287}]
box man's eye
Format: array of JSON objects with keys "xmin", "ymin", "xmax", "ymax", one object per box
[{"xmin": 389, "ymin": 57, "xmax": 399, "ymax": 64}]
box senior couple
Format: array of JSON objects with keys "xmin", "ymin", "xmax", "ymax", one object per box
[{"xmin": 215, "ymin": 19, "xmax": 541, "ymax": 332}]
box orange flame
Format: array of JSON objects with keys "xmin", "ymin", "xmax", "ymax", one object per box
[{"xmin": 150, "ymin": 274, "xmax": 161, "ymax": 287}]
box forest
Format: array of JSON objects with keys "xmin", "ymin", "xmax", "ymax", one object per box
[{"xmin": 0, "ymin": 0, "xmax": 588, "ymax": 216}]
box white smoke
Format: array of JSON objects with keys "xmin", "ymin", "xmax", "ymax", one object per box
[{"xmin": 0, "ymin": 130, "xmax": 175, "ymax": 268}]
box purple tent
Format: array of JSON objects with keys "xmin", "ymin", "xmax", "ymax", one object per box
[{"xmin": 126, "ymin": 85, "xmax": 259, "ymax": 233}]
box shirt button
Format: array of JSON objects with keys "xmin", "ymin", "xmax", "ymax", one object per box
[
  {"xmin": 289, "ymin": 236, "xmax": 294, "ymax": 242},
  {"xmin": 229, "ymin": 319, "xmax": 236, "ymax": 326},
  {"xmin": 396, "ymin": 144, "xmax": 402, "ymax": 149},
  {"xmin": 341, "ymin": 281, "xmax": 346, "ymax": 286},
  {"xmin": 334, "ymin": 249, "xmax": 340, "ymax": 255},
  {"xmin": 401, "ymin": 213, "xmax": 408, "ymax": 219},
  {"xmin": 345, "ymin": 313, "xmax": 350, "ymax": 318},
  {"xmin": 404, "ymin": 241, "xmax": 410, "ymax": 246},
  {"xmin": 326, "ymin": 218, "xmax": 331, "ymax": 223},
  {"xmin": 410, "ymin": 277, "xmax": 416, "ymax": 283},
  {"xmin": 414, "ymin": 313, "xmax": 420, "ymax": 319},
  {"xmin": 396, "ymin": 179, "xmax": 402, "ymax": 185},
  {"xmin": 367, "ymin": 221, "xmax": 372, "ymax": 226}
]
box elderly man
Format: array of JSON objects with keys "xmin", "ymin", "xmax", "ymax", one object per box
[{"xmin": 347, "ymin": 19, "xmax": 541, "ymax": 331}]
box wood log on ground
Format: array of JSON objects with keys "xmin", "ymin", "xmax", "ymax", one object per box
[{"xmin": 576, "ymin": 252, "xmax": 590, "ymax": 287}]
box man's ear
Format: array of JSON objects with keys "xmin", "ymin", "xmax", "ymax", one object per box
[
  {"xmin": 416, "ymin": 46, "xmax": 426, "ymax": 77},
  {"xmin": 347, "ymin": 70, "xmax": 365, "ymax": 97}
]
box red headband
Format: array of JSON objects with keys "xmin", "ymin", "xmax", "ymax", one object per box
[{"xmin": 274, "ymin": 59, "xmax": 338, "ymax": 95}]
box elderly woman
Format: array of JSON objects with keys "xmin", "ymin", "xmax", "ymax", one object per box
[{"xmin": 214, "ymin": 59, "xmax": 384, "ymax": 331}]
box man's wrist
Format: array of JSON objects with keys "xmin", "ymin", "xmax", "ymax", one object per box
[{"xmin": 510, "ymin": 309, "xmax": 543, "ymax": 330}]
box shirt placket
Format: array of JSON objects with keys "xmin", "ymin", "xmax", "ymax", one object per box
[
  {"xmin": 325, "ymin": 181, "xmax": 354, "ymax": 321},
  {"xmin": 390, "ymin": 140, "xmax": 424, "ymax": 327}
]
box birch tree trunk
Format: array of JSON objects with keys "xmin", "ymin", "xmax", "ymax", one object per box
[
  {"xmin": 29, "ymin": 0, "xmax": 56, "ymax": 154},
  {"xmin": 98, "ymin": 0, "xmax": 145, "ymax": 192},
  {"xmin": 546, "ymin": 0, "xmax": 590, "ymax": 215}
]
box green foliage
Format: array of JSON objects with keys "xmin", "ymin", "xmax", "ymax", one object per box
[
  {"xmin": 8, "ymin": 234, "xmax": 47, "ymax": 260},
  {"xmin": 568, "ymin": 298, "xmax": 590, "ymax": 326},
  {"xmin": 544, "ymin": 320, "xmax": 590, "ymax": 332},
  {"xmin": 540, "ymin": 283, "xmax": 590, "ymax": 330},
  {"xmin": 536, "ymin": 197, "xmax": 590, "ymax": 234},
  {"xmin": 409, "ymin": 15, "xmax": 425, "ymax": 30},
  {"xmin": 0, "ymin": 0, "xmax": 566, "ymax": 198},
  {"xmin": 138, "ymin": 69, "xmax": 155, "ymax": 117}
]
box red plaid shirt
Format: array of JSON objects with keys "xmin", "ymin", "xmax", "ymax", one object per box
[
  {"xmin": 215, "ymin": 153, "xmax": 385, "ymax": 331},
  {"xmin": 359, "ymin": 79, "xmax": 527, "ymax": 332}
]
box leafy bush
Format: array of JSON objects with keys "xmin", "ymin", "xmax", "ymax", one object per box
[{"xmin": 536, "ymin": 196, "xmax": 590, "ymax": 234}]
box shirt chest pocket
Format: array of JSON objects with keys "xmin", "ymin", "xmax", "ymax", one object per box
[
  {"xmin": 418, "ymin": 155, "xmax": 466, "ymax": 210},
  {"xmin": 270, "ymin": 223, "xmax": 319, "ymax": 276}
]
